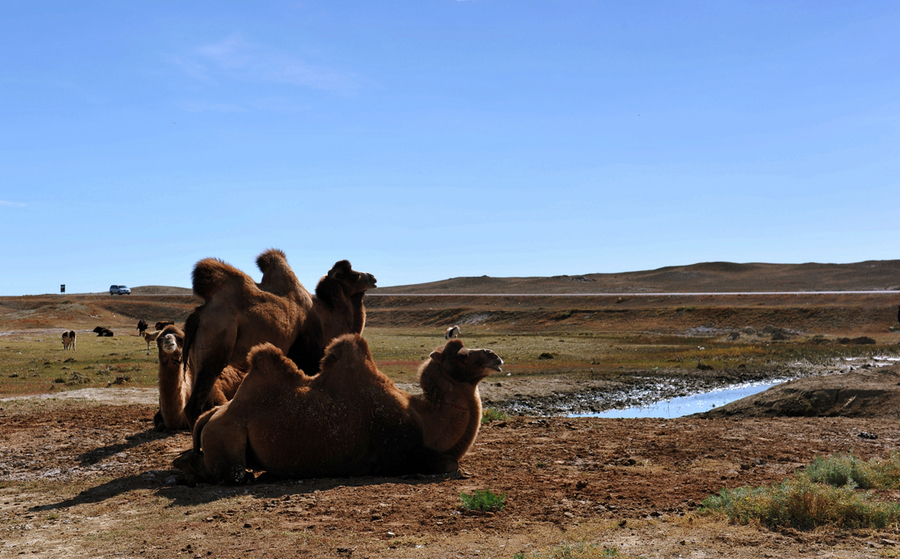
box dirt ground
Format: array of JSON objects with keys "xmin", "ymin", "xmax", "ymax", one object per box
[
  {"xmin": 2, "ymin": 398, "xmax": 900, "ymax": 559},
  {"xmin": 4, "ymin": 285, "xmax": 900, "ymax": 557}
]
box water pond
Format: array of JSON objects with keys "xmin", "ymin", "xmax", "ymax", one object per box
[{"xmin": 571, "ymin": 380, "xmax": 785, "ymax": 419}]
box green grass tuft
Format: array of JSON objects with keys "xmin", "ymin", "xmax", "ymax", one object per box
[
  {"xmin": 481, "ymin": 408, "xmax": 508, "ymax": 424},
  {"xmin": 459, "ymin": 489, "xmax": 507, "ymax": 512}
]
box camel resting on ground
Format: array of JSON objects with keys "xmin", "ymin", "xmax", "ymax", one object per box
[
  {"xmin": 181, "ymin": 249, "xmax": 323, "ymax": 425},
  {"xmin": 173, "ymin": 335, "xmax": 502, "ymax": 483},
  {"xmin": 153, "ymin": 325, "xmax": 245, "ymax": 431},
  {"xmin": 182, "ymin": 250, "xmax": 377, "ymax": 425}
]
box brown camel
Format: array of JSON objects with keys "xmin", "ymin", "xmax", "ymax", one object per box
[
  {"xmin": 153, "ymin": 325, "xmax": 245, "ymax": 431},
  {"xmin": 142, "ymin": 330, "xmax": 160, "ymax": 353},
  {"xmin": 311, "ymin": 260, "xmax": 378, "ymax": 348},
  {"xmin": 182, "ymin": 250, "xmax": 376, "ymax": 425},
  {"xmin": 173, "ymin": 335, "xmax": 502, "ymax": 483},
  {"xmin": 181, "ymin": 248, "xmax": 322, "ymax": 424}
]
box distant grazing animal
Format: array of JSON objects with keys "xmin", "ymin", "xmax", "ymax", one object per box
[
  {"xmin": 137, "ymin": 320, "xmax": 149, "ymax": 336},
  {"xmin": 61, "ymin": 330, "xmax": 76, "ymax": 351},
  {"xmin": 142, "ymin": 330, "xmax": 161, "ymax": 353},
  {"xmin": 181, "ymin": 250, "xmax": 376, "ymax": 425},
  {"xmin": 153, "ymin": 325, "xmax": 244, "ymax": 432},
  {"xmin": 93, "ymin": 326, "xmax": 114, "ymax": 337},
  {"xmin": 444, "ymin": 325, "xmax": 460, "ymax": 340},
  {"xmin": 155, "ymin": 321, "xmax": 175, "ymax": 331},
  {"xmin": 173, "ymin": 335, "xmax": 502, "ymax": 483}
]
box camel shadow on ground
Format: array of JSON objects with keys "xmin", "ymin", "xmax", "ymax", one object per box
[
  {"xmin": 74, "ymin": 426, "xmax": 177, "ymax": 467},
  {"xmin": 29, "ymin": 468, "xmax": 463, "ymax": 514}
]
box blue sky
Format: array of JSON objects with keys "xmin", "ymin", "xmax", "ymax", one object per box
[{"xmin": 1, "ymin": 1, "xmax": 897, "ymax": 295}]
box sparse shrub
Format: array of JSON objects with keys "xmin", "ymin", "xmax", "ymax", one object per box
[
  {"xmin": 481, "ymin": 408, "xmax": 508, "ymax": 424},
  {"xmin": 805, "ymin": 452, "xmax": 900, "ymax": 490},
  {"xmin": 459, "ymin": 489, "xmax": 506, "ymax": 512},
  {"xmin": 514, "ymin": 542, "xmax": 636, "ymax": 559},
  {"xmin": 700, "ymin": 452, "xmax": 900, "ymax": 530}
]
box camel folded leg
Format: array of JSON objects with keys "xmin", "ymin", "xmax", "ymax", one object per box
[{"xmin": 197, "ymin": 413, "xmax": 253, "ymax": 484}]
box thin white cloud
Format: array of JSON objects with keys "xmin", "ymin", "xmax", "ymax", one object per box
[
  {"xmin": 180, "ymin": 33, "xmax": 360, "ymax": 96},
  {"xmin": 0, "ymin": 201, "xmax": 26, "ymax": 207}
]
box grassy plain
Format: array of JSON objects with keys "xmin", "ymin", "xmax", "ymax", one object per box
[{"xmin": 0, "ymin": 324, "xmax": 894, "ymax": 398}]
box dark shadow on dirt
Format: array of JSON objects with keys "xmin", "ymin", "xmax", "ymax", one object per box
[
  {"xmin": 29, "ymin": 468, "xmax": 462, "ymax": 513},
  {"xmin": 75, "ymin": 427, "xmax": 177, "ymax": 466}
]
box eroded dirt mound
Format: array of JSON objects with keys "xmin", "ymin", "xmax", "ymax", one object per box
[{"xmin": 700, "ymin": 363, "xmax": 900, "ymax": 419}]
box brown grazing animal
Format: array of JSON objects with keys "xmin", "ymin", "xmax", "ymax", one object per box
[
  {"xmin": 142, "ymin": 330, "xmax": 161, "ymax": 353},
  {"xmin": 93, "ymin": 326, "xmax": 114, "ymax": 337},
  {"xmin": 173, "ymin": 335, "xmax": 502, "ymax": 483},
  {"xmin": 137, "ymin": 320, "xmax": 148, "ymax": 336},
  {"xmin": 181, "ymin": 250, "xmax": 376, "ymax": 425},
  {"xmin": 153, "ymin": 325, "xmax": 245, "ymax": 431},
  {"xmin": 181, "ymin": 249, "xmax": 323, "ymax": 424},
  {"xmin": 155, "ymin": 320, "xmax": 174, "ymax": 331},
  {"xmin": 61, "ymin": 330, "xmax": 76, "ymax": 351}
]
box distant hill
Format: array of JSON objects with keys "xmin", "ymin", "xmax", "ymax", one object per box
[
  {"xmin": 372, "ymin": 261, "xmax": 900, "ymax": 295},
  {"xmin": 130, "ymin": 285, "xmax": 193, "ymax": 295}
]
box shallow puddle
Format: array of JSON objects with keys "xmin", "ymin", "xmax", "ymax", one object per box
[{"xmin": 572, "ymin": 380, "xmax": 785, "ymax": 419}]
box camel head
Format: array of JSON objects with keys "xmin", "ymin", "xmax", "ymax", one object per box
[
  {"xmin": 426, "ymin": 339, "xmax": 503, "ymax": 386},
  {"xmin": 321, "ymin": 260, "xmax": 377, "ymax": 298},
  {"xmin": 157, "ymin": 325, "xmax": 184, "ymax": 358}
]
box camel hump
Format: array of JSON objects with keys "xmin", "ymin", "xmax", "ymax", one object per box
[
  {"xmin": 247, "ymin": 342, "xmax": 304, "ymax": 379},
  {"xmin": 255, "ymin": 248, "xmax": 302, "ymax": 296},
  {"xmin": 192, "ymin": 258, "xmax": 249, "ymax": 301},
  {"xmin": 320, "ymin": 333, "xmax": 371, "ymax": 370},
  {"xmin": 255, "ymin": 248, "xmax": 288, "ymax": 275}
]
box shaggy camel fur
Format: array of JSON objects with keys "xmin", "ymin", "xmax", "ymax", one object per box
[
  {"xmin": 182, "ymin": 250, "xmax": 376, "ymax": 425},
  {"xmin": 155, "ymin": 320, "xmax": 174, "ymax": 330},
  {"xmin": 173, "ymin": 335, "xmax": 502, "ymax": 483},
  {"xmin": 181, "ymin": 249, "xmax": 323, "ymax": 424},
  {"xmin": 312, "ymin": 260, "xmax": 377, "ymax": 346},
  {"xmin": 61, "ymin": 330, "xmax": 76, "ymax": 351},
  {"xmin": 153, "ymin": 325, "xmax": 245, "ymax": 431}
]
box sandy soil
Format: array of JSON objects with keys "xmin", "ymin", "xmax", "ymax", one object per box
[
  {"xmin": 3, "ymin": 361, "xmax": 900, "ymax": 558},
  {"xmin": 3, "ymin": 399, "xmax": 900, "ymax": 558}
]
